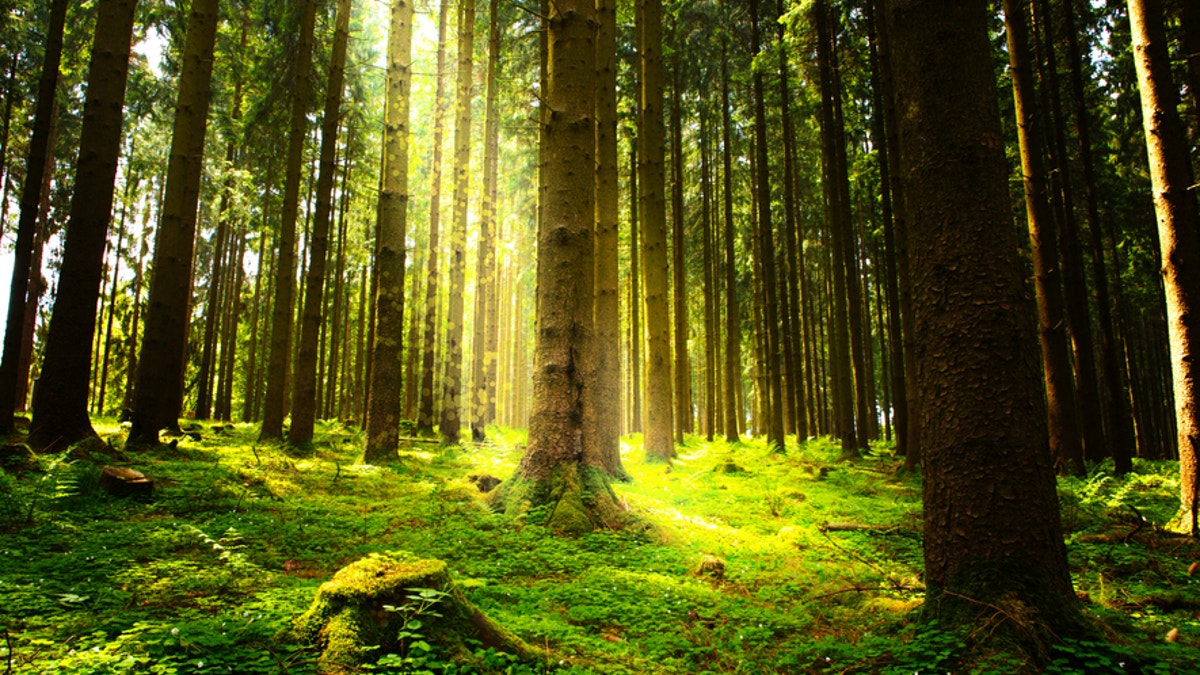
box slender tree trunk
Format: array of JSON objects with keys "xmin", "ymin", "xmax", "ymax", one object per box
[
  {"xmin": 29, "ymin": 0, "xmax": 139, "ymax": 449},
  {"xmin": 639, "ymin": 0, "xmax": 674, "ymax": 461},
  {"xmin": 700, "ymin": 109, "xmax": 717, "ymax": 443},
  {"xmin": 591, "ymin": 0, "xmax": 626, "ymax": 476},
  {"xmin": 417, "ymin": 0, "xmax": 450, "ymax": 436},
  {"xmin": 325, "ymin": 144, "xmax": 351, "ymax": 419},
  {"xmin": 290, "ymin": 0, "xmax": 354, "ymax": 447},
  {"xmin": 884, "ymin": 0, "xmax": 1082, "ymax": 644},
  {"xmin": 122, "ymin": 187, "xmax": 153, "ymax": 414},
  {"xmin": 778, "ymin": 27, "xmax": 807, "ymax": 442},
  {"xmin": 0, "ymin": 0, "xmax": 66, "ymax": 433},
  {"xmin": 259, "ymin": 0, "xmax": 317, "ymax": 440},
  {"xmin": 96, "ymin": 197, "xmax": 130, "ymax": 415},
  {"xmin": 470, "ymin": 0, "xmax": 501, "ymax": 442},
  {"xmin": 195, "ymin": 178, "xmax": 232, "ymax": 421},
  {"xmin": 440, "ymin": 0, "xmax": 475, "ymax": 445},
  {"xmin": 720, "ymin": 44, "xmax": 741, "ymax": 443},
  {"xmin": 629, "ymin": 136, "xmax": 642, "ymax": 435},
  {"xmin": 1128, "ymin": 0, "xmax": 1200, "ymax": 535},
  {"xmin": 363, "ymin": 0, "xmax": 413, "ymax": 462},
  {"xmin": 243, "ymin": 227, "xmax": 267, "ymax": 422},
  {"xmin": 670, "ymin": 65, "xmax": 691, "ymax": 442},
  {"xmin": 1004, "ymin": 0, "xmax": 1086, "ymax": 476}
]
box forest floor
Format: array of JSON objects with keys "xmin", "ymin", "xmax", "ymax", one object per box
[{"xmin": 1, "ymin": 419, "xmax": 1198, "ymax": 674}]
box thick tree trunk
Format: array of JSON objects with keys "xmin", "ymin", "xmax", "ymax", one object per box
[
  {"xmin": 884, "ymin": 0, "xmax": 1083, "ymax": 651},
  {"xmin": 1004, "ymin": 0, "xmax": 1086, "ymax": 476},
  {"xmin": 639, "ymin": 0, "xmax": 675, "ymax": 461},
  {"xmin": 363, "ymin": 0, "xmax": 413, "ymax": 462},
  {"xmin": 416, "ymin": 0, "xmax": 450, "ymax": 436},
  {"xmin": 259, "ymin": 0, "xmax": 317, "ymax": 440},
  {"xmin": 29, "ymin": 0, "xmax": 139, "ymax": 450},
  {"xmin": 439, "ymin": 0, "xmax": 475, "ymax": 445},
  {"xmin": 0, "ymin": 0, "xmax": 66, "ymax": 433},
  {"xmin": 494, "ymin": 0, "xmax": 620, "ymax": 534},
  {"xmin": 1128, "ymin": 0, "xmax": 1200, "ymax": 535}
]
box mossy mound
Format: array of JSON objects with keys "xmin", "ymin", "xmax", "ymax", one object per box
[
  {"xmin": 491, "ymin": 462, "xmax": 626, "ymax": 535},
  {"xmin": 294, "ymin": 551, "xmax": 532, "ymax": 673}
]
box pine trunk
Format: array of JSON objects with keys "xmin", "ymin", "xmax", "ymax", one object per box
[
  {"xmin": 720, "ymin": 45, "xmax": 741, "ymax": 443},
  {"xmin": 470, "ymin": 0, "xmax": 500, "ymax": 441}
]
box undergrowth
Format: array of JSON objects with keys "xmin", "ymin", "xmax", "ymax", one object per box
[{"xmin": 0, "ymin": 419, "xmax": 1195, "ymax": 673}]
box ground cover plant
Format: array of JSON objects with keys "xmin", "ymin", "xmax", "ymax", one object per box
[{"xmin": 1, "ymin": 420, "xmax": 1198, "ymax": 673}]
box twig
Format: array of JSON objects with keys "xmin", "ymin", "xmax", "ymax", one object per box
[{"xmin": 805, "ymin": 585, "xmax": 916, "ymax": 602}]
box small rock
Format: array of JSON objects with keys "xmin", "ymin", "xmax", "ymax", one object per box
[
  {"xmin": 1166, "ymin": 628, "xmax": 1179, "ymax": 644},
  {"xmin": 99, "ymin": 466, "xmax": 154, "ymax": 498},
  {"xmin": 468, "ymin": 474, "xmax": 502, "ymax": 493}
]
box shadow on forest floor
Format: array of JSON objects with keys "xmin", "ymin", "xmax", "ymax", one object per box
[{"xmin": 0, "ymin": 418, "xmax": 1196, "ymax": 673}]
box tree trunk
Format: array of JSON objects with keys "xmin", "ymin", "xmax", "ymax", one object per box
[
  {"xmin": 884, "ymin": 0, "xmax": 1084, "ymax": 650},
  {"xmin": 700, "ymin": 110, "xmax": 717, "ymax": 443},
  {"xmin": 289, "ymin": 0, "xmax": 353, "ymax": 447},
  {"xmin": 470, "ymin": 0, "xmax": 501, "ymax": 442},
  {"xmin": 0, "ymin": 0, "xmax": 66, "ymax": 433},
  {"xmin": 417, "ymin": 0, "xmax": 451, "ymax": 436},
  {"xmin": 439, "ymin": 0, "xmax": 475, "ymax": 445},
  {"xmin": 1128, "ymin": 0, "xmax": 1200, "ymax": 535},
  {"xmin": 590, "ymin": 0, "xmax": 627, "ymax": 476},
  {"xmin": 29, "ymin": 0, "xmax": 139, "ymax": 450},
  {"xmin": 778, "ymin": 25, "xmax": 807, "ymax": 442},
  {"xmin": 363, "ymin": 0, "xmax": 413, "ymax": 462},
  {"xmin": 720, "ymin": 43, "xmax": 741, "ymax": 443},
  {"xmin": 1003, "ymin": 0, "xmax": 1086, "ymax": 476},
  {"xmin": 670, "ymin": 65, "xmax": 691, "ymax": 442},
  {"xmin": 259, "ymin": 0, "xmax": 317, "ymax": 440},
  {"xmin": 493, "ymin": 0, "xmax": 620, "ymax": 534},
  {"xmin": 629, "ymin": 136, "xmax": 642, "ymax": 435},
  {"xmin": 639, "ymin": 0, "xmax": 675, "ymax": 461}
]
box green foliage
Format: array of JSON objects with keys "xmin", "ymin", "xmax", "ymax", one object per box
[{"xmin": 1, "ymin": 420, "xmax": 1197, "ymax": 673}]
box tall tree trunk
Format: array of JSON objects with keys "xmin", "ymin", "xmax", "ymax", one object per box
[
  {"xmin": 96, "ymin": 193, "xmax": 130, "ymax": 414},
  {"xmin": 749, "ymin": 0, "xmax": 785, "ymax": 453},
  {"xmin": 122, "ymin": 185, "xmax": 154, "ymax": 414},
  {"xmin": 639, "ymin": 0, "xmax": 675, "ymax": 461},
  {"xmin": 243, "ymin": 226, "xmax": 268, "ymax": 422},
  {"xmin": 884, "ymin": 0, "xmax": 1082, "ymax": 646},
  {"xmin": 325, "ymin": 143, "xmax": 351, "ymax": 419},
  {"xmin": 416, "ymin": 0, "xmax": 451, "ymax": 435},
  {"xmin": 493, "ymin": 0, "xmax": 620, "ymax": 534},
  {"xmin": 0, "ymin": 0, "xmax": 66, "ymax": 433},
  {"xmin": 629, "ymin": 136, "xmax": 642, "ymax": 435},
  {"xmin": 440, "ymin": 0, "xmax": 475, "ymax": 445},
  {"xmin": 470, "ymin": 0, "xmax": 501, "ymax": 442},
  {"xmin": 289, "ymin": 0, "xmax": 354, "ymax": 447},
  {"xmin": 1128, "ymin": 0, "xmax": 1200, "ymax": 535},
  {"xmin": 217, "ymin": 227, "xmax": 245, "ymax": 420},
  {"xmin": 670, "ymin": 65, "xmax": 691, "ymax": 442},
  {"xmin": 1004, "ymin": 0, "xmax": 1086, "ymax": 476},
  {"xmin": 364, "ymin": 0, "xmax": 413, "ymax": 462},
  {"xmin": 259, "ymin": 0, "xmax": 317, "ymax": 440},
  {"xmin": 778, "ymin": 23, "xmax": 807, "ymax": 442},
  {"xmin": 720, "ymin": 43, "xmax": 741, "ymax": 443},
  {"xmin": 591, "ymin": 0, "xmax": 626, "ymax": 476},
  {"xmin": 30, "ymin": 0, "xmax": 140, "ymax": 449},
  {"xmin": 700, "ymin": 108, "xmax": 717, "ymax": 443},
  {"xmin": 194, "ymin": 178, "xmax": 232, "ymax": 421}
]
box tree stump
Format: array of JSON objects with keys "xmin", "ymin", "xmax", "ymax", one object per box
[
  {"xmin": 99, "ymin": 466, "xmax": 153, "ymax": 498},
  {"xmin": 294, "ymin": 552, "xmax": 531, "ymax": 673}
]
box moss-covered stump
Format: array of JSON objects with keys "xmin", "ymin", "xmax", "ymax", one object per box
[
  {"xmin": 294, "ymin": 552, "xmax": 532, "ymax": 673},
  {"xmin": 491, "ymin": 462, "xmax": 625, "ymax": 535}
]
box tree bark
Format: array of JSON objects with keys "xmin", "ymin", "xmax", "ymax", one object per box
[
  {"xmin": 884, "ymin": 0, "xmax": 1083, "ymax": 647},
  {"xmin": 720, "ymin": 43, "xmax": 741, "ymax": 443},
  {"xmin": 364, "ymin": 0, "xmax": 413, "ymax": 462},
  {"xmin": 670, "ymin": 65, "xmax": 691, "ymax": 442},
  {"xmin": 1128, "ymin": 0, "xmax": 1200, "ymax": 535},
  {"xmin": 29, "ymin": 0, "xmax": 139, "ymax": 449}
]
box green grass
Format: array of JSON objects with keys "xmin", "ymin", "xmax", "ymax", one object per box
[{"xmin": 0, "ymin": 419, "xmax": 1196, "ymax": 673}]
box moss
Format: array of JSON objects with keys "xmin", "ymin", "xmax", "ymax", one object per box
[
  {"xmin": 294, "ymin": 552, "xmax": 531, "ymax": 673},
  {"xmin": 493, "ymin": 463, "xmax": 626, "ymax": 535}
]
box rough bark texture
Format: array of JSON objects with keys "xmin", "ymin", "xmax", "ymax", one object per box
[
  {"xmin": 638, "ymin": 0, "xmax": 675, "ymax": 462},
  {"xmin": 884, "ymin": 0, "xmax": 1083, "ymax": 655},
  {"xmin": 0, "ymin": 0, "xmax": 66, "ymax": 433},
  {"xmin": 363, "ymin": 0, "xmax": 413, "ymax": 463},
  {"xmin": 494, "ymin": 0, "xmax": 621, "ymax": 534},
  {"xmin": 260, "ymin": 0, "xmax": 317, "ymax": 441},
  {"xmin": 1003, "ymin": 0, "xmax": 1085, "ymax": 476},
  {"xmin": 29, "ymin": 0, "xmax": 139, "ymax": 450},
  {"xmin": 1128, "ymin": 0, "xmax": 1200, "ymax": 535},
  {"xmin": 440, "ymin": 0, "xmax": 474, "ymax": 445}
]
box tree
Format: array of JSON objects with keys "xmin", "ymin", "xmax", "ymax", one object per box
[
  {"xmin": 0, "ymin": 0, "xmax": 66, "ymax": 434},
  {"xmin": 126, "ymin": 0, "xmax": 222, "ymax": 445},
  {"xmin": 363, "ymin": 0, "xmax": 413, "ymax": 462},
  {"xmin": 882, "ymin": 0, "xmax": 1085, "ymax": 652},
  {"xmin": 28, "ymin": 0, "xmax": 140, "ymax": 450},
  {"xmin": 288, "ymin": 0, "xmax": 354, "ymax": 448},
  {"xmin": 720, "ymin": 41, "xmax": 741, "ymax": 443},
  {"xmin": 260, "ymin": 0, "xmax": 317, "ymax": 441},
  {"xmin": 440, "ymin": 0, "xmax": 475, "ymax": 445},
  {"xmin": 1127, "ymin": 0, "xmax": 1200, "ymax": 535},
  {"xmin": 639, "ymin": 0, "xmax": 675, "ymax": 462},
  {"xmin": 1002, "ymin": 0, "xmax": 1085, "ymax": 475},
  {"xmin": 492, "ymin": 0, "xmax": 621, "ymax": 534}
]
